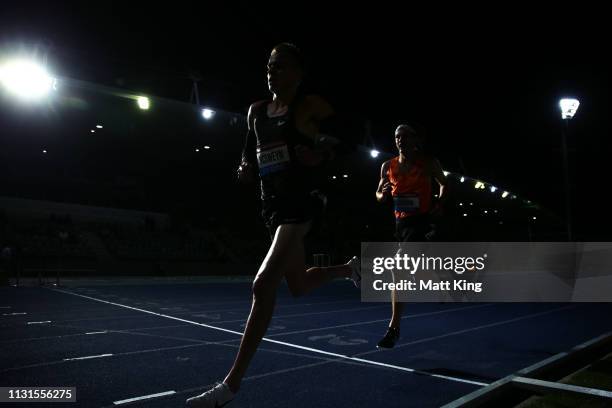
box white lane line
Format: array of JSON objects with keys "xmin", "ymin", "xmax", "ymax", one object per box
[
  {"xmin": 40, "ymin": 301, "xmax": 369, "ymax": 326},
  {"xmin": 102, "ymin": 358, "xmax": 367, "ymax": 408},
  {"xmin": 63, "ymin": 353, "xmax": 113, "ymax": 361},
  {"xmin": 110, "ymin": 323, "xmax": 404, "ymax": 372},
  {"xmin": 3, "ymin": 312, "xmax": 27, "ymax": 316},
  {"xmin": 4, "ymin": 304, "xmax": 576, "ymax": 382},
  {"xmin": 49, "ymin": 288, "xmax": 251, "ymax": 337},
  {"xmin": 512, "ymin": 376, "xmax": 612, "ymax": 399},
  {"xmin": 49, "ymin": 288, "xmax": 490, "ymax": 387},
  {"xmin": 3, "ymin": 346, "xmax": 205, "ymax": 373},
  {"xmin": 102, "ymin": 359, "xmax": 362, "ymax": 407},
  {"xmin": 187, "ymin": 298, "xmax": 358, "ymax": 315},
  {"xmin": 50, "ymin": 288, "xmax": 577, "ymax": 387},
  {"xmin": 356, "ymin": 305, "xmax": 577, "ymax": 357},
  {"xmin": 0, "ymin": 324, "xmax": 190, "ymax": 344},
  {"xmin": 113, "ymin": 390, "xmax": 176, "ymax": 405},
  {"xmin": 248, "ymin": 305, "xmax": 577, "ymax": 388},
  {"xmin": 0, "ymin": 304, "xmax": 487, "ymax": 344},
  {"xmin": 96, "ymin": 327, "xmax": 377, "ymax": 375},
  {"xmin": 266, "ymin": 303, "xmax": 494, "ymax": 338},
  {"xmin": 349, "ymin": 357, "xmax": 488, "ymax": 386},
  {"xmin": 2, "ymin": 334, "xmax": 366, "ymax": 375},
  {"xmin": 99, "ymin": 306, "xmax": 580, "ymax": 406},
  {"xmin": 103, "ymin": 351, "xmax": 485, "ymax": 408},
  {"xmin": 199, "ymin": 304, "xmax": 388, "ymax": 325},
  {"xmin": 27, "ymin": 321, "xmax": 52, "ymax": 325}
]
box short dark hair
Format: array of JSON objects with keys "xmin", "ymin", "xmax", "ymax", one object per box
[
  {"xmin": 271, "ymin": 43, "xmax": 305, "ymax": 70},
  {"xmin": 395, "ymin": 124, "xmax": 418, "ymax": 136},
  {"xmin": 395, "ymin": 123, "xmax": 426, "ymax": 150}
]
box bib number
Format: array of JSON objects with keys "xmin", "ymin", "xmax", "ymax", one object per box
[
  {"xmin": 394, "ymin": 194, "xmax": 420, "ymax": 213},
  {"xmin": 257, "ymin": 143, "xmax": 291, "ymax": 175}
]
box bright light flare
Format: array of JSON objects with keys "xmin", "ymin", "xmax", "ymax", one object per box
[{"xmin": 0, "ymin": 59, "xmax": 56, "ymax": 100}]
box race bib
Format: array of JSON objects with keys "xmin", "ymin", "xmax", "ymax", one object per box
[
  {"xmin": 393, "ymin": 194, "xmax": 420, "ymax": 213},
  {"xmin": 257, "ymin": 143, "xmax": 291, "ymax": 175}
]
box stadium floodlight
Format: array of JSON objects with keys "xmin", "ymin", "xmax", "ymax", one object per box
[
  {"xmin": 463, "ymin": 213, "xmax": 468, "ymax": 217},
  {"xmin": 343, "ymin": 174, "xmax": 348, "ymax": 178},
  {"xmin": 474, "ymin": 181, "xmax": 484, "ymax": 189},
  {"xmin": 204, "ymin": 145, "xmax": 210, "ymax": 150},
  {"xmin": 560, "ymin": 98, "xmax": 579, "ymax": 120},
  {"xmin": 460, "ymin": 176, "xmax": 465, "ymax": 183},
  {"xmin": 202, "ymin": 108, "xmax": 215, "ymax": 119},
  {"xmin": 90, "ymin": 130, "xmax": 95, "ymax": 133},
  {"xmin": 559, "ymin": 98, "xmax": 579, "ymax": 241},
  {"xmin": 0, "ymin": 59, "xmax": 56, "ymax": 101},
  {"xmin": 137, "ymin": 96, "xmax": 150, "ymax": 110},
  {"xmin": 502, "ymin": 191, "xmax": 509, "ymax": 198},
  {"xmin": 443, "ymin": 171, "xmax": 450, "ymax": 176},
  {"xmin": 370, "ymin": 149, "xmax": 380, "ymax": 158},
  {"xmin": 195, "ymin": 148, "xmax": 200, "ymax": 152},
  {"xmin": 332, "ymin": 176, "xmax": 337, "ymax": 180},
  {"xmin": 490, "ymin": 186, "xmax": 497, "ymax": 193},
  {"xmin": 96, "ymin": 125, "xmax": 103, "ymax": 129}
]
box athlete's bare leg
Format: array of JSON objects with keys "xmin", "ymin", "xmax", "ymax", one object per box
[{"xmin": 223, "ymin": 221, "xmax": 352, "ymax": 392}]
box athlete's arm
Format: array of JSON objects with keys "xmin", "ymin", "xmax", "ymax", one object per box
[
  {"xmin": 312, "ymin": 97, "xmax": 358, "ymax": 156},
  {"xmin": 308, "ymin": 94, "xmax": 335, "ymax": 121},
  {"xmin": 237, "ymin": 103, "xmax": 259, "ymax": 183},
  {"xmin": 294, "ymin": 95, "xmax": 337, "ymax": 166},
  {"xmin": 429, "ymin": 157, "xmax": 449, "ymax": 210},
  {"xmin": 376, "ymin": 161, "xmax": 392, "ymax": 203}
]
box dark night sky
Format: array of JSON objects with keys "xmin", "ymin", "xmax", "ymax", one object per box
[{"xmin": 1, "ymin": 3, "xmax": 610, "ymax": 236}]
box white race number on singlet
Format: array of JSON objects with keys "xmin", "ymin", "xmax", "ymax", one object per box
[{"xmin": 257, "ymin": 143, "xmax": 291, "ymax": 175}]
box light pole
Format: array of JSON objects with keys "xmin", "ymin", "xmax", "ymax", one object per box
[{"xmin": 559, "ymin": 98, "xmax": 580, "ymax": 241}]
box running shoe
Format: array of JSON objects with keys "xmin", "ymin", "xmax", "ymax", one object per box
[
  {"xmin": 347, "ymin": 256, "xmax": 361, "ymax": 288},
  {"xmin": 186, "ymin": 382, "xmax": 234, "ymax": 408},
  {"xmin": 377, "ymin": 326, "xmax": 400, "ymax": 349}
]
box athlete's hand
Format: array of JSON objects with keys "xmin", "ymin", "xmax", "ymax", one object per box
[
  {"xmin": 381, "ymin": 181, "xmax": 393, "ymax": 195},
  {"xmin": 425, "ymin": 228, "xmax": 437, "ymax": 241},
  {"xmin": 237, "ymin": 161, "xmax": 255, "ymax": 183},
  {"xmin": 295, "ymin": 145, "xmax": 324, "ymax": 166}
]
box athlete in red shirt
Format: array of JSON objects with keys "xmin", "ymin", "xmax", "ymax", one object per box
[{"xmin": 375, "ymin": 124, "xmax": 448, "ymax": 348}]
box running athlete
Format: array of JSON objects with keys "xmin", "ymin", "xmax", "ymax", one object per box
[
  {"xmin": 187, "ymin": 43, "xmax": 361, "ymax": 407},
  {"xmin": 375, "ymin": 124, "xmax": 448, "ymax": 348}
]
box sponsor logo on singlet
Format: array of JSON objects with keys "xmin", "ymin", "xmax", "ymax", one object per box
[
  {"xmin": 393, "ymin": 194, "xmax": 420, "ymax": 213},
  {"xmin": 257, "ymin": 143, "xmax": 291, "ymax": 175}
]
